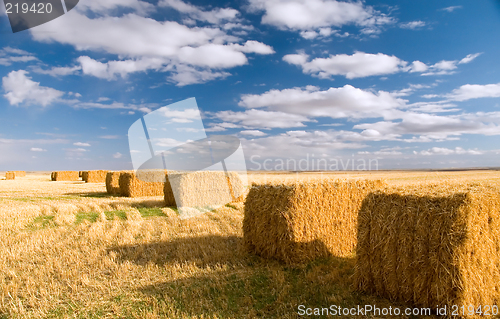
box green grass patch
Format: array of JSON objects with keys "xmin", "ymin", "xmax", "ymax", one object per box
[
  {"xmin": 137, "ymin": 207, "xmax": 166, "ymax": 218},
  {"xmin": 26, "ymin": 215, "xmax": 56, "ymax": 230}
]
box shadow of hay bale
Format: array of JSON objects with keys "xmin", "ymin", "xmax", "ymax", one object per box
[{"xmin": 108, "ymin": 235, "xmax": 244, "ymax": 267}]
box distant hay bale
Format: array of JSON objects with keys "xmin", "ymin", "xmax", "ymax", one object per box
[
  {"xmin": 52, "ymin": 171, "xmax": 80, "ymax": 181},
  {"xmin": 354, "ymin": 182, "xmax": 500, "ymax": 316},
  {"xmin": 79, "ymin": 171, "xmax": 83, "ymax": 178},
  {"xmin": 243, "ymin": 179, "xmax": 385, "ymax": 264},
  {"xmin": 81, "ymin": 171, "xmax": 88, "ymax": 182},
  {"xmin": 84, "ymin": 170, "xmax": 108, "ymax": 183},
  {"xmin": 106, "ymin": 171, "xmax": 122, "ymax": 195},
  {"xmin": 12, "ymin": 171, "xmax": 26, "ymax": 177},
  {"xmin": 165, "ymin": 171, "xmax": 244, "ymax": 217},
  {"xmin": 50, "ymin": 172, "xmax": 55, "ymax": 181},
  {"xmin": 119, "ymin": 171, "xmax": 167, "ymax": 198},
  {"xmin": 5, "ymin": 172, "xmax": 15, "ymax": 180}
]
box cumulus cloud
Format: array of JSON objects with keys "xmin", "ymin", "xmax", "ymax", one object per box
[
  {"xmin": 29, "ymin": 11, "xmax": 274, "ymax": 85},
  {"xmin": 247, "ymin": 0, "xmax": 395, "ymax": 37},
  {"xmin": 240, "ymin": 130, "xmax": 267, "ymax": 136},
  {"xmin": 30, "ymin": 147, "xmax": 47, "ymax": 152},
  {"xmin": 446, "ymin": 83, "xmax": 500, "ymax": 101},
  {"xmin": 283, "ymin": 51, "xmax": 406, "ymax": 79},
  {"xmin": 113, "ymin": 152, "xmax": 123, "ymax": 159},
  {"xmin": 158, "ymin": 0, "xmax": 239, "ymax": 25},
  {"xmin": 213, "ymin": 109, "xmax": 314, "ymax": 129},
  {"xmin": 73, "ymin": 142, "xmax": 91, "ymax": 147},
  {"xmin": 284, "ymin": 51, "xmax": 481, "ymax": 79},
  {"xmin": 2, "ymin": 70, "xmax": 64, "ymax": 106},
  {"xmin": 77, "ymin": 56, "xmax": 165, "ymax": 80},
  {"xmin": 239, "ymin": 85, "xmax": 405, "ymax": 119}
]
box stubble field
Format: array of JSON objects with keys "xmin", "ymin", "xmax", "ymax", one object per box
[{"xmin": 1, "ymin": 170, "xmax": 499, "ymax": 318}]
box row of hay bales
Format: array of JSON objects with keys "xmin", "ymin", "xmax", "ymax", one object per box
[
  {"xmin": 243, "ymin": 180, "xmax": 500, "ymax": 317},
  {"xmin": 3, "ymin": 171, "xmax": 26, "ymax": 180},
  {"xmin": 51, "ymin": 170, "xmax": 109, "ymax": 182}
]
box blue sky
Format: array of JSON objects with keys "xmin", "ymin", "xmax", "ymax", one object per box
[{"xmin": 1, "ymin": 0, "xmax": 500, "ymax": 171}]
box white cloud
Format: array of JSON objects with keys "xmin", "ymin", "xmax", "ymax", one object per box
[
  {"xmin": 239, "ymin": 130, "xmax": 267, "ymax": 136},
  {"xmin": 0, "ymin": 47, "xmax": 38, "ymax": 66},
  {"xmin": 158, "ymin": 0, "xmax": 239, "ymax": 25},
  {"xmin": 160, "ymin": 107, "xmax": 200, "ymax": 123},
  {"xmin": 239, "ymin": 85, "xmax": 405, "ymax": 119},
  {"xmin": 418, "ymin": 147, "xmax": 483, "ymax": 156},
  {"xmin": 30, "ymin": 147, "xmax": 47, "ymax": 152},
  {"xmin": 74, "ymin": 142, "xmax": 91, "ymax": 147},
  {"xmin": 399, "ymin": 20, "xmax": 426, "ymax": 30},
  {"xmin": 31, "ymin": 65, "xmax": 82, "ymax": 76},
  {"xmin": 459, "ymin": 53, "xmax": 482, "ymax": 64},
  {"xmin": 247, "ymin": 0, "xmax": 395, "ymax": 37},
  {"xmin": 421, "ymin": 53, "xmax": 481, "ymax": 76},
  {"xmin": 2, "ymin": 70, "xmax": 64, "ymax": 106},
  {"xmin": 214, "ymin": 109, "xmax": 313, "ymax": 129},
  {"xmin": 441, "ymin": 6, "xmax": 462, "ymax": 13},
  {"xmin": 408, "ymin": 61, "xmax": 428, "ymax": 73},
  {"xmin": 77, "ymin": 56, "xmax": 165, "ymax": 80},
  {"xmin": 446, "ymin": 83, "xmax": 500, "ymax": 101},
  {"xmin": 284, "ymin": 52, "xmax": 406, "ymax": 79},
  {"xmin": 113, "ymin": 152, "xmax": 123, "ymax": 159},
  {"xmin": 99, "ymin": 135, "xmax": 121, "ymax": 139},
  {"xmin": 29, "ymin": 11, "xmax": 273, "ymax": 85}
]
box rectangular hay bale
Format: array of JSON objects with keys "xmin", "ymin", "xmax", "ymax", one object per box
[
  {"xmin": 166, "ymin": 171, "xmax": 244, "ymax": 208},
  {"xmin": 12, "ymin": 171, "xmax": 26, "ymax": 177},
  {"xmin": 52, "ymin": 171, "xmax": 80, "ymax": 181},
  {"xmin": 243, "ymin": 179, "xmax": 385, "ymax": 264},
  {"xmin": 106, "ymin": 171, "xmax": 122, "ymax": 195},
  {"xmin": 354, "ymin": 182, "xmax": 500, "ymax": 317},
  {"xmin": 5, "ymin": 172, "xmax": 15, "ymax": 180},
  {"xmin": 83, "ymin": 170, "xmax": 108, "ymax": 183},
  {"xmin": 119, "ymin": 171, "xmax": 168, "ymax": 198}
]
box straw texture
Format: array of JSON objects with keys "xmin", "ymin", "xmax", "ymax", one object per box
[
  {"xmin": 52, "ymin": 171, "xmax": 80, "ymax": 181},
  {"xmin": 106, "ymin": 171, "xmax": 123, "ymax": 195},
  {"xmin": 5, "ymin": 172, "xmax": 15, "ymax": 180},
  {"xmin": 119, "ymin": 171, "xmax": 168, "ymax": 198},
  {"xmin": 354, "ymin": 182, "xmax": 500, "ymax": 317},
  {"xmin": 244, "ymin": 179, "xmax": 385, "ymax": 264},
  {"xmin": 83, "ymin": 170, "xmax": 108, "ymax": 183},
  {"xmin": 167, "ymin": 171, "xmax": 244, "ymax": 208}
]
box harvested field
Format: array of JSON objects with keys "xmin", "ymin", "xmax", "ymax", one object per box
[
  {"xmin": 119, "ymin": 171, "xmax": 168, "ymax": 198},
  {"xmin": 5, "ymin": 172, "xmax": 15, "ymax": 180},
  {"xmin": 355, "ymin": 182, "xmax": 500, "ymax": 317},
  {"xmin": 167, "ymin": 171, "xmax": 245, "ymax": 218},
  {"xmin": 243, "ymin": 179, "xmax": 385, "ymax": 264},
  {"xmin": 52, "ymin": 171, "xmax": 80, "ymax": 181},
  {"xmin": 1, "ymin": 170, "xmax": 500, "ymax": 318},
  {"xmin": 83, "ymin": 170, "xmax": 108, "ymax": 183}
]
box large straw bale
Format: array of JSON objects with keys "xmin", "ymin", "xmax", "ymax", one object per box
[
  {"xmin": 81, "ymin": 171, "xmax": 88, "ymax": 182},
  {"xmin": 83, "ymin": 170, "xmax": 108, "ymax": 183},
  {"xmin": 354, "ymin": 182, "xmax": 500, "ymax": 317},
  {"xmin": 52, "ymin": 171, "xmax": 80, "ymax": 181},
  {"xmin": 119, "ymin": 170, "xmax": 169, "ymax": 198},
  {"xmin": 243, "ymin": 179, "xmax": 386, "ymax": 264},
  {"xmin": 106, "ymin": 171, "xmax": 122, "ymax": 195},
  {"xmin": 167, "ymin": 171, "xmax": 244, "ymax": 206},
  {"xmin": 12, "ymin": 171, "xmax": 26, "ymax": 177},
  {"xmin": 5, "ymin": 172, "xmax": 15, "ymax": 180}
]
